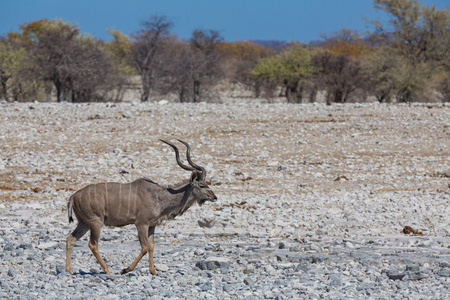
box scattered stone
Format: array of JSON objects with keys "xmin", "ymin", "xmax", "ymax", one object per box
[
  {"xmin": 19, "ymin": 243, "xmax": 33, "ymax": 250},
  {"xmin": 196, "ymin": 257, "xmax": 230, "ymax": 270},
  {"xmin": 198, "ymin": 218, "xmax": 215, "ymax": 228},
  {"xmin": 223, "ymin": 284, "xmax": 236, "ymax": 294},
  {"xmin": 7, "ymin": 268, "xmax": 18, "ymax": 277},
  {"xmin": 199, "ymin": 281, "xmax": 212, "ymax": 291},
  {"xmin": 436, "ymin": 269, "xmax": 450, "ymax": 277},
  {"xmin": 4, "ymin": 243, "xmax": 14, "ymax": 251},
  {"xmin": 405, "ymin": 264, "xmax": 420, "ymax": 272},
  {"xmin": 405, "ymin": 271, "xmax": 429, "ymax": 280},
  {"xmin": 386, "ymin": 269, "xmax": 406, "ymax": 280},
  {"xmin": 11, "ymin": 248, "xmax": 24, "ymax": 257},
  {"xmin": 243, "ymin": 277, "xmax": 254, "ymax": 285},
  {"xmin": 156, "ymin": 264, "xmax": 169, "ymax": 272},
  {"xmin": 329, "ymin": 275, "xmax": 342, "ymax": 286}
]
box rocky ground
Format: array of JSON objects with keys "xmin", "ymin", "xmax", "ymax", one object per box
[{"xmin": 0, "ymin": 100, "xmax": 449, "ymax": 299}]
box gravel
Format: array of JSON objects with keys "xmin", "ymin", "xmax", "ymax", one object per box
[{"xmin": 0, "ymin": 100, "xmax": 449, "ymax": 299}]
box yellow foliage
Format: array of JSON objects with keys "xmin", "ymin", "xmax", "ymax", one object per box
[
  {"xmin": 217, "ymin": 40, "xmax": 273, "ymax": 60},
  {"xmin": 105, "ymin": 29, "xmax": 137, "ymax": 76},
  {"xmin": 326, "ymin": 39, "xmax": 370, "ymax": 60}
]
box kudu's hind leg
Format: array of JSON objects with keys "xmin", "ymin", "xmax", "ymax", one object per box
[
  {"xmin": 121, "ymin": 225, "xmax": 150, "ymax": 275},
  {"xmin": 88, "ymin": 224, "xmax": 112, "ymax": 275},
  {"xmin": 66, "ymin": 222, "xmax": 89, "ymax": 274}
]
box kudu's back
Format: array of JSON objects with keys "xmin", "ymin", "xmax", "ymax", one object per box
[{"xmin": 68, "ymin": 179, "xmax": 159, "ymax": 227}]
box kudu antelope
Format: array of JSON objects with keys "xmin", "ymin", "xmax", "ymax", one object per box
[{"xmin": 65, "ymin": 140, "xmax": 217, "ymax": 275}]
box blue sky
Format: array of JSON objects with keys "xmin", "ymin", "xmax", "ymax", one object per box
[{"xmin": 0, "ymin": 0, "xmax": 448, "ymax": 42}]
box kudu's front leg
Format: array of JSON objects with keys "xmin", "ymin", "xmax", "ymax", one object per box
[
  {"xmin": 88, "ymin": 225, "xmax": 112, "ymax": 275},
  {"xmin": 121, "ymin": 225, "xmax": 152, "ymax": 275},
  {"xmin": 148, "ymin": 227, "xmax": 157, "ymax": 275}
]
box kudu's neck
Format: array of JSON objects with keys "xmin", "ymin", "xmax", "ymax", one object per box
[{"xmin": 162, "ymin": 180, "xmax": 197, "ymax": 218}]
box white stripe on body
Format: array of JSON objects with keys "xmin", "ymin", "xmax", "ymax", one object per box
[
  {"xmin": 117, "ymin": 183, "xmax": 122, "ymax": 216},
  {"xmin": 105, "ymin": 183, "xmax": 108, "ymax": 210},
  {"xmin": 128, "ymin": 183, "xmax": 131, "ymax": 216}
]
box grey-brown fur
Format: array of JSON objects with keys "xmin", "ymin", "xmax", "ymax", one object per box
[{"xmin": 65, "ymin": 140, "xmax": 217, "ymax": 275}]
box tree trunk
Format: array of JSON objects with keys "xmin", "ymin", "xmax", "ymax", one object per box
[
  {"xmin": 193, "ymin": 80, "xmax": 200, "ymax": 103},
  {"xmin": 334, "ymin": 90, "xmax": 343, "ymax": 103},
  {"xmin": 141, "ymin": 71, "xmax": 151, "ymax": 102},
  {"xmin": 286, "ymin": 86, "xmax": 299, "ymax": 103},
  {"xmin": 179, "ymin": 87, "xmax": 186, "ymax": 103},
  {"xmin": 55, "ymin": 81, "xmax": 63, "ymax": 103},
  {"xmin": 326, "ymin": 91, "xmax": 332, "ymax": 105},
  {"xmin": 0, "ymin": 75, "xmax": 8, "ymax": 100},
  {"xmin": 296, "ymin": 85, "xmax": 304, "ymax": 103},
  {"xmin": 309, "ymin": 87, "xmax": 317, "ymax": 103}
]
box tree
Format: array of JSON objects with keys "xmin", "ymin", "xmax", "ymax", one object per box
[
  {"xmin": 131, "ymin": 15, "xmax": 173, "ymax": 102},
  {"xmin": 154, "ymin": 39, "xmax": 199, "ymax": 102},
  {"xmin": 312, "ymin": 51, "xmax": 368, "ymax": 104},
  {"xmin": 25, "ymin": 19, "xmax": 113, "ymax": 102},
  {"xmin": 0, "ymin": 38, "xmax": 26, "ymax": 100},
  {"xmin": 369, "ymin": 0, "xmax": 450, "ymax": 101},
  {"xmin": 105, "ymin": 29, "xmax": 137, "ymax": 102},
  {"xmin": 323, "ymin": 28, "xmax": 370, "ymax": 59},
  {"xmin": 154, "ymin": 29, "xmax": 225, "ymax": 103},
  {"xmin": 189, "ymin": 29, "xmax": 224, "ymax": 102},
  {"xmin": 363, "ymin": 46, "xmax": 432, "ymax": 102},
  {"xmin": 217, "ymin": 40, "xmax": 273, "ymax": 96},
  {"xmin": 149, "ymin": 29, "xmax": 225, "ymax": 103},
  {"xmin": 105, "ymin": 29, "xmax": 136, "ymax": 76},
  {"xmin": 1, "ymin": 20, "xmax": 56, "ymax": 102},
  {"xmin": 373, "ymin": 0, "xmax": 449, "ymax": 64},
  {"xmin": 251, "ymin": 43, "xmax": 316, "ymax": 102}
]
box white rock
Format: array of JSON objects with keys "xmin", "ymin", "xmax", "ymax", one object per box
[
  {"xmin": 156, "ymin": 264, "xmax": 169, "ymax": 272},
  {"xmin": 37, "ymin": 242, "xmax": 58, "ymax": 249}
]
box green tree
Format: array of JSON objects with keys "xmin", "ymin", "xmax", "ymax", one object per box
[
  {"xmin": 104, "ymin": 29, "xmax": 137, "ymax": 102},
  {"xmin": 370, "ymin": 0, "xmax": 450, "ymax": 101},
  {"xmin": 217, "ymin": 41, "xmax": 273, "ymax": 96},
  {"xmin": 105, "ymin": 29, "xmax": 136, "ymax": 76},
  {"xmin": 373, "ymin": 0, "xmax": 449, "ymax": 64},
  {"xmin": 252, "ymin": 43, "xmax": 316, "ymax": 102},
  {"xmin": 363, "ymin": 47, "xmax": 432, "ymax": 102},
  {"xmin": 0, "ymin": 35, "xmax": 50, "ymax": 102},
  {"xmin": 0, "ymin": 38, "xmax": 25, "ymax": 100}
]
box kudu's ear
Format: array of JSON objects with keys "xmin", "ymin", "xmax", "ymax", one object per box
[{"xmin": 190, "ymin": 172, "xmax": 199, "ymax": 184}]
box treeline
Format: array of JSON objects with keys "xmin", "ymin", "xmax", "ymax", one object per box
[{"xmin": 0, "ymin": 0, "xmax": 449, "ymax": 103}]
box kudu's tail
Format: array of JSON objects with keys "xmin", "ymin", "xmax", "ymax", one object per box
[{"xmin": 67, "ymin": 196, "xmax": 74, "ymax": 223}]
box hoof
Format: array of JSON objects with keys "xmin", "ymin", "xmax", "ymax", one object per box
[
  {"xmin": 150, "ymin": 269, "xmax": 158, "ymax": 276},
  {"xmin": 121, "ymin": 269, "xmax": 129, "ymax": 275}
]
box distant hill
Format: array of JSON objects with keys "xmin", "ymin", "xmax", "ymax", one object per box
[
  {"xmin": 249, "ymin": 40, "xmax": 289, "ymax": 52},
  {"xmin": 250, "ymin": 33, "xmax": 391, "ymax": 51}
]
